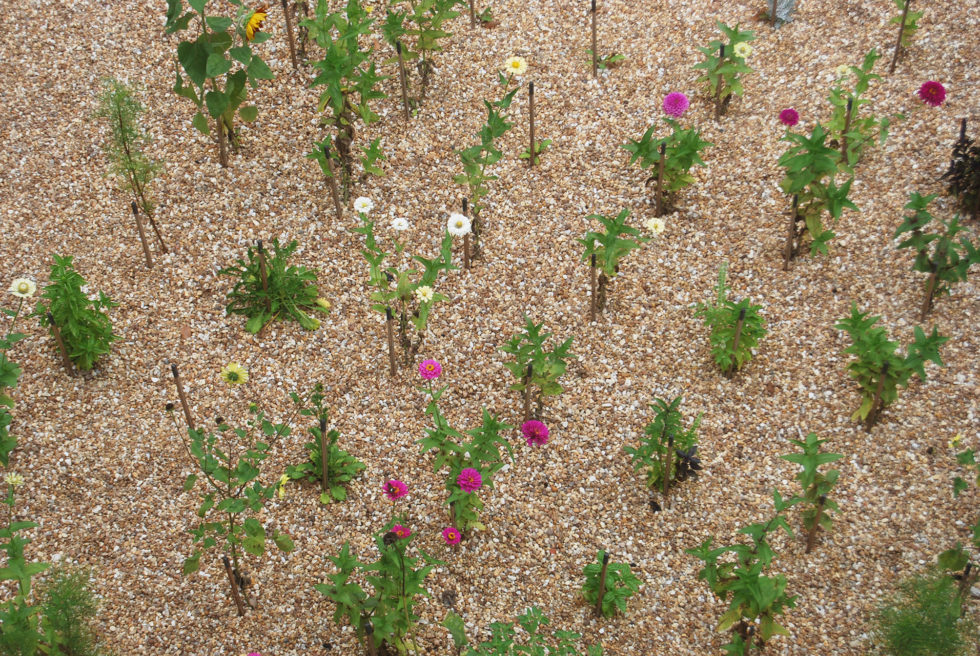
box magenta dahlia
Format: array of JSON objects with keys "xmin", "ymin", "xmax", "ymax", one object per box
[
  {"xmin": 521, "ymin": 420, "xmax": 550, "ymax": 446},
  {"xmin": 778, "ymin": 108, "xmax": 799, "ymax": 127},
  {"xmin": 917, "ymin": 81, "xmax": 946, "ymax": 107},
  {"xmin": 662, "ymin": 92, "xmax": 690, "ymax": 118},
  {"xmin": 457, "ymin": 468, "xmax": 482, "ymax": 493}
]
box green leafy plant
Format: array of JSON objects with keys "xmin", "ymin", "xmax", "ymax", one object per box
[
  {"xmin": 381, "ymin": 0, "xmax": 462, "ymax": 103},
  {"xmin": 454, "ymin": 87, "xmax": 519, "ymax": 257},
  {"xmin": 780, "ymin": 431, "xmax": 842, "ymax": 553},
  {"xmin": 889, "ymin": 0, "xmax": 924, "ymax": 48},
  {"xmin": 871, "ymin": 568, "xmax": 976, "ymax": 656},
  {"xmin": 165, "ymin": 0, "xmax": 275, "ymax": 167},
  {"xmin": 219, "ymin": 238, "xmax": 329, "ymax": 334},
  {"xmin": 586, "ymin": 50, "xmax": 625, "ymax": 70},
  {"xmin": 693, "ymin": 21, "xmax": 755, "ymax": 116},
  {"xmin": 622, "ymin": 119, "xmax": 712, "ymax": 212},
  {"xmin": 942, "ymin": 123, "xmax": 980, "ymax": 220},
  {"xmin": 625, "ymin": 396, "xmax": 702, "ymax": 494},
  {"xmin": 578, "ymin": 209, "xmax": 649, "ymax": 314},
  {"xmin": 693, "ymin": 263, "xmax": 767, "ymax": 375},
  {"xmin": 778, "ymin": 123, "xmax": 859, "ymax": 256},
  {"xmin": 835, "ymin": 303, "xmax": 946, "ymax": 429},
  {"xmin": 0, "ymin": 286, "xmax": 30, "ymax": 466},
  {"xmin": 687, "ymin": 490, "xmax": 799, "ymax": 653},
  {"xmin": 499, "ymin": 316, "xmax": 576, "ymax": 420},
  {"xmin": 894, "ymin": 192, "xmax": 980, "ymax": 319},
  {"xmin": 826, "ymin": 49, "xmax": 900, "ymax": 166},
  {"xmin": 285, "ymin": 384, "xmax": 364, "ymax": 504},
  {"xmin": 94, "ymin": 78, "xmax": 163, "ymax": 226},
  {"xmin": 519, "ymin": 137, "xmax": 552, "ymax": 165},
  {"xmin": 303, "ymin": 0, "xmax": 387, "ymax": 197},
  {"xmin": 37, "ymin": 565, "xmax": 112, "ymax": 656},
  {"xmin": 33, "ymin": 255, "xmax": 118, "ymax": 371},
  {"xmin": 315, "ymin": 525, "xmax": 440, "ymax": 654},
  {"xmin": 444, "ymin": 606, "xmax": 604, "ymax": 655},
  {"xmin": 581, "ymin": 550, "xmax": 642, "ymax": 617}
]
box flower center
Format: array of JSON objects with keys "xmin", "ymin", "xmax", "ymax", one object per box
[
  {"xmin": 227, "ymin": 372, "xmax": 240, "ymax": 382},
  {"xmin": 17, "ymin": 283, "xmax": 28, "ymax": 292}
]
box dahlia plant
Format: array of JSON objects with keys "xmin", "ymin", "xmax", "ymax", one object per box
[
  {"xmin": 693, "ymin": 262, "xmax": 767, "ymax": 376},
  {"xmin": 380, "ymin": 0, "xmax": 463, "ymax": 105},
  {"xmin": 499, "ymin": 316, "xmax": 576, "ymax": 420},
  {"xmin": 624, "ymin": 396, "xmax": 702, "ymax": 498},
  {"xmin": 578, "ymin": 208, "xmax": 649, "ymax": 315},
  {"xmin": 693, "ymin": 21, "xmax": 755, "ymax": 117},
  {"xmin": 780, "ymin": 431, "xmax": 842, "ymax": 553},
  {"xmin": 581, "ymin": 551, "xmax": 642, "ymax": 617},
  {"xmin": 826, "ymin": 49, "xmax": 901, "ymax": 167}
]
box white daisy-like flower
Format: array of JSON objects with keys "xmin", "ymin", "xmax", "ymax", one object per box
[
  {"xmin": 504, "ymin": 56, "xmax": 528, "ymax": 76},
  {"xmin": 644, "ymin": 217, "xmax": 666, "ymax": 237},
  {"xmin": 8, "ymin": 278, "xmax": 36, "ymax": 298},
  {"xmin": 353, "ymin": 197, "xmax": 374, "ymax": 215},
  {"xmin": 414, "ymin": 285, "xmax": 434, "ymax": 304},
  {"xmin": 390, "ymin": 217, "xmax": 410, "ymax": 232},
  {"xmin": 835, "ymin": 64, "xmax": 851, "ymax": 79},
  {"xmin": 446, "ymin": 213, "xmax": 471, "ymax": 237},
  {"xmin": 733, "ymin": 42, "xmax": 751, "ymax": 59},
  {"xmin": 4, "ymin": 472, "xmax": 24, "ymax": 487}
]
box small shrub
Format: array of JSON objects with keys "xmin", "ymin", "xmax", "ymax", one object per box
[
  {"xmin": 693, "ymin": 21, "xmax": 755, "ymax": 116},
  {"xmin": 625, "ymin": 396, "xmax": 702, "ymax": 492},
  {"xmin": 622, "ymin": 117, "xmax": 712, "ymax": 212},
  {"xmin": 578, "ymin": 209, "xmax": 649, "ymax": 314},
  {"xmin": 826, "ymin": 49, "xmax": 900, "ymax": 167},
  {"xmin": 693, "ymin": 262, "xmax": 767, "ymax": 375},
  {"xmin": 581, "ymin": 550, "xmax": 641, "ymax": 617},
  {"xmin": 499, "ymin": 316, "xmax": 576, "ymax": 419},
  {"xmin": 780, "ymin": 431, "xmax": 842, "ymax": 552},
  {"xmin": 444, "ymin": 606, "xmax": 605, "ymax": 655},
  {"xmin": 39, "ymin": 565, "xmax": 112, "ymax": 656},
  {"xmin": 381, "ymin": 0, "xmax": 463, "ymax": 103}
]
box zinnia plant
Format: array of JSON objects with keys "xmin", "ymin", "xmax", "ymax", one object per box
[
  {"xmin": 500, "ymin": 316, "xmax": 576, "ymax": 421},
  {"xmin": 693, "ymin": 21, "xmax": 755, "ymax": 117},
  {"xmin": 0, "ymin": 283, "xmax": 30, "ymax": 465},
  {"xmin": 578, "ymin": 209, "xmax": 649, "ymax": 315},
  {"xmin": 917, "ymin": 80, "xmax": 946, "ymax": 107}
]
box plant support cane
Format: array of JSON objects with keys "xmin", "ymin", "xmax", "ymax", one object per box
[
  {"xmin": 590, "ymin": 0, "xmax": 598, "ymax": 79},
  {"xmin": 595, "ymin": 551, "xmax": 610, "ymax": 616},
  {"xmin": 770, "ymin": 0, "xmax": 776, "ymax": 27},
  {"xmin": 46, "ymin": 313, "xmax": 73, "ymax": 373},
  {"xmin": 805, "ymin": 494, "xmax": 826, "ymax": 554},
  {"xmin": 522, "ymin": 363, "xmax": 533, "ymax": 422},
  {"xmin": 130, "ymin": 201, "xmax": 154, "ymax": 268},
  {"xmin": 840, "ymin": 98, "xmax": 853, "ymax": 164},
  {"xmin": 462, "ymin": 198, "xmax": 470, "ymax": 270},
  {"xmin": 365, "ymin": 620, "xmax": 378, "ymax": 656},
  {"xmin": 281, "ymin": 0, "xmax": 299, "ymax": 69},
  {"xmin": 396, "ymin": 42, "xmax": 411, "ymax": 122},
  {"xmin": 256, "ymin": 240, "xmax": 271, "ymax": 313},
  {"xmin": 888, "ymin": 0, "xmax": 912, "ymax": 73},
  {"xmin": 528, "ymin": 82, "xmax": 536, "ymax": 168},
  {"xmin": 222, "ymin": 555, "xmax": 246, "ymax": 616},
  {"xmin": 662, "ymin": 434, "xmax": 674, "ymax": 508},
  {"xmin": 171, "ymin": 363, "xmax": 196, "ymax": 430},
  {"xmin": 468, "ymin": 0, "xmax": 476, "ymax": 27},
  {"xmin": 728, "ymin": 308, "xmax": 746, "ymax": 376},
  {"xmin": 655, "ymin": 142, "xmax": 666, "ymax": 216},
  {"xmin": 714, "ymin": 44, "xmax": 725, "ymax": 118},
  {"xmin": 864, "ymin": 361, "xmax": 889, "ymax": 432},
  {"xmin": 589, "ymin": 253, "xmax": 597, "ymax": 321},
  {"xmin": 783, "ymin": 194, "xmax": 799, "ymax": 270},
  {"xmin": 385, "ymin": 307, "xmax": 397, "ymax": 377},
  {"xmin": 319, "ymin": 416, "xmax": 329, "ymax": 495},
  {"xmin": 920, "ymin": 262, "xmax": 939, "ymax": 321}
]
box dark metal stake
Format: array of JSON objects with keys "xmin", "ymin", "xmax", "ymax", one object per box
[
  {"xmin": 595, "ymin": 551, "xmax": 610, "ymax": 616},
  {"xmin": 171, "ymin": 363, "xmax": 195, "ymax": 430},
  {"xmin": 783, "ymin": 194, "xmax": 799, "ymax": 270},
  {"xmin": 655, "ymin": 142, "xmax": 666, "ymax": 216},
  {"xmin": 385, "ymin": 308, "xmax": 397, "ymax": 377},
  {"xmin": 322, "ymin": 142, "xmax": 344, "ymax": 220},
  {"xmin": 888, "ymin": 0, "xmax": 912, "ymax": 74},
  {"xmin": 805, "ymin": 494, "xmax": 826, "ymax": 554},
  {"xmin": 130, "ymin": 201, "xmax": 153, "ymax": 268},
  {"xmin": 46, "ymin": 312, "xmax": 73, "ymax": 373},
  {"xmin": 222, "ymin": 555, "xmax": 246, "ymax": 616},
  {"xmin": 590, "ymin": 0, "xmax": 597, "ymax": 78},
  {"xmin": 320, "ymin": 416, "xmax": 329, "ymax": 495},
  {"xmin": 865, "ymin": 361, "xmax": 890, "ymax": 432},
  {"xmin": 589, "ymin": 253, "xmax": 597, "ymax": 321},
  {"xmin": 396, "ymin": 42, "xmax": 411, "ymax": 122},
  {"xmin": 528, "ymin": 81, "xmax": 536, "ymax": 168}
]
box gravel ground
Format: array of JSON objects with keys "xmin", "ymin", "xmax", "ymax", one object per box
[{"xmin": 1, "ymin": 0, "xmax": 978, "ymax": 654}]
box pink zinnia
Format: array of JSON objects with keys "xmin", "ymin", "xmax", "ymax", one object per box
[
  {"xmin": 442, "ymin": 526, "xmax": 461, "ymax": 545},
  {"xmin": 392, "ymin": 524, "xmax": 412, "ymax": 539},
  {"xmin": 778, "ymin": 108, "xmax": 799, "ymax": 127},
  {"xmin": 384, "ymin": 479, "xmax": 408, "ymax": 500},
  {"xmin": 521, "ymin": 420, "xmax": 550, "ymax": 446},
  {"xmin": 662, "ymin": 92, "xmax": 690, "ymax": 118},
  {"xmin": 418, "ymin": 359, "xmax": 442, "ymax": 380},
  {"xmin": 917, "ymin": 81, "xmax": 946, "ymax": 107},
  {"xmin": 457, "ymin": 468, "xmax": 482, "ymax": 493}
]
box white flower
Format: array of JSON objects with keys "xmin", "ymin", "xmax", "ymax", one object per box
[
  {"xmin": 353, "ymin": 197, "xmax": 374, "ymax": 215},
  {"xmin": 4, "ymin": 473, "xmax": 24, "ymax": 487},
  {"xmin": 644, "ymin": 217, "xmax": 666, "ymax": 237},
  {"xmin": 414, "ymin": 286, "xmax": 434, "ymax": 304},
  {"xmin": 733, "ymin": 42, "xmax": 752, "ymax": 59},
  {"xmin": 446, "ymin": 213, "xmax": 471, "ymax": 237},
  {"xmin": 8, "ymin": 278, "xmax": 36, "ymax": 298},
  {"xmin": 504, "ymin": 56, "xmax": 528, "ymax": 76},
  {"xmin": 390, "ymin": 217, "xmax": 410, "ymax": 232},
  {"xmin": 835, "ymin": 64, "xmax": 851, "ymax": 79}
]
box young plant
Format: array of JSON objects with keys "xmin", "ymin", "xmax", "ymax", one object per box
[
  {"xmin": 578, "ymin": 209, "xmax": 649, "ymax": 314},
  {"xmin": 778, "ymin": 123, "xmax": 859, "ymax": 256},
  {"xmin": 33, "ymin": 255, "xmax": 118, "ymax": 371},
  {"xmin": 165, "ymin": 0, "xmax": 275, "ymax": 167},
  {"xmin": 693, "ymin": 263, "xmax": 767, "ymax": 376},
  {"xmin": 624, "ymin": 396, "xmax": 702, "ymax": 502},
  {"xmin": 453, "ymin": 87, "xmax": 519, "ymax": 257},
  {"xmin": 444, "ymin": 606, "xmax": 605, "ymax": 655},
  {"xmin": 315, "ymin": 525, "xmax": 439, "ymax": 654},
  {"xmin": 888, "ymin": 0, "xmax": 924, "ymax": 72},
  {"xmin": 381, "ymin": 0, "xmax": 463, "ymax": 103},
  {"xmin": 827, "ymin": 49, "xmax": 900, "ymax": 167},
  {"xmin": 586, "ymin": 50, "xmax": 625, "ymax": 70},
  {"xmin": 285, "ymin": 384, "xmax": 365, "ymax": 504},
  {"xmin": 894, "ymin": 192, "xmax": 980, "ymax": 319},
  {"xmin": 1, "ymin": 281, "xmax": 32, "ymax": 465},
  {"xmin": 303, "ymin": 0, "xmax": 387, "ymax": 197},
  {"xmin": 581, "ymin": 550, "xmax": 642, "ymax": 618},
  {"xmin": 687, "ymin": 490, "xmax": 799, "ymax": 653},
  {"xmin": 622, "ymin": 116, "xmax": 712, "ymax": 213},
  {"xmin": 219, "ymin": 238, "xmax": 330, "ymax": 334},
  {"xmin": 942, "ymin": 121, "xmax": 980, "ymax": 221},
  {"xmin": 835, "ymin": 303, "xmax": 946, "ymax": 430},
  {"xmin": 519, "ymin": 138, "xmax": 552, "ymax": 165},
  {"xmin": 499, "ymin": 316, "xmax": 576, "ymax": 421},
  {"xmin": 780, "ymin": 431, "xmax": 842, "ymax": 553},
  {"xmin": 37, "ymin": 565, "xmax": 112, "ymax": 656},
  {"xmin": 693, "ymin": 21, "xmax": 755, "ymax": 117}
]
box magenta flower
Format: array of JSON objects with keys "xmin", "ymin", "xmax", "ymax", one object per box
[
  {"xmin": 418, "ymin": 359, "xmax": 442, "ymax": 380},
  {"xmin": 457, "ymin": 468, "xmax": 482, "ymax": 493},
  {"xmin": 521, "ymin": 420, "xmax": 550, "ymax": 446},
  {"xmin": 662, "ymin": 92, "xmax": 690, "ymax": 118},
  {"xmin": 442, "ymin": 526, "xmax": 461, "ymax": 545},
  {"xmin": 778, "ymin": 108, "xmax": 799, "ymax": 127},
  {"xmin": 247, "ymin": 653, "xmax": 262, "ymax": 656},
  {"xmin": 917, "ymin": 81, "xmax": 946, "ymax": 107},
  {"xmin": 384, "ymin": 479, "xmax": 408, "ymax": 500},
  {"xmin": 392, "ymin": 524, "xmax": 412, "ymax": 539}
]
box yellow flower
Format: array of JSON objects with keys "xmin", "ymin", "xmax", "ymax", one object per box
[
  {"xmin": 316, "ymin": 298, "xmax": 331, "ymax": 311},
  {"xmin": 277, "ymin": 474, "xmax": 289, "ymax": 498},
  {"xmin": 733, "ymin": 42, "xmax": 752, "ymax": 59},
  {"xmin": 220, "ymin": 362, "xmax": 249, "ymax": 385},
  {"xmin": 365, "ymin": 5, "xmax": 374, "ymax": 13},
  {"xmin": 8, "ymin": 278, "xmax": 36, "ymax": 298},
  {"xmin": 4, "ymin": 473, "xmax": 24, "ymax": 487},
  {"xmin": 504, "ymin": 56, "xmax": 528, "ymax": 76},
  {"xmin": 949, "ymin": 433, "xmax": 964, "ymax": 449},
  {"xmin": 245, "ymin": 5, "xmax": 268, "ymax": 42}
]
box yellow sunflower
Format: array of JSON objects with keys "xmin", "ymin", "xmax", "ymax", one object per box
[
  {"xmin": 220, "ymin": 362, "xmax": 249, "ymax": 385},
  {"xmin": 245, "ymin": 4, "xmax": 268, "ymax": 42}
]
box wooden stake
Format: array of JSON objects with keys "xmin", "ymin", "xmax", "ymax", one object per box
[
  {"xmin": 256, "ymin": 240, "xmax": 271, "ymax": 312},
  {"xmin": 714, "ymin": 44, "xmax": 725, "ymax": 118},
  {"xmin": 365, "ymin": 620, "xmax": 378, "ymax": 656},
  {"xmin": 805, "ymin": 494, "xmax": 826, "ymax": 554},
  {"xmin": 841, "ymin": 98, "xmax": 853, "ymax": 165},
  {"xmin": 216, "ymin": 116, "xmax": 228, "ymax": 168},
  {"xmin": 385, "ymin": 308, "xmax": 397, "ymax": 377},
  {"xmin": 921, "ymin": 263, "xmax": 939, "ymax": 321},
  {"xmin": 589, "ymin": 253, "xmax": 597, "ymax": 321},
  {"xmin": 865, "ymin": 361, "xmax": 889, "ymax": 432},
  {"xmin": 655, "ymin": 142, "xmax": 666, "ymax": 216},
  {"xmin": 783, "ymin": 194, "xmax": 799, "ymax": 270},
  {"xmin": 462, "ymin": 198, "xmax": 471, "ymax": 270},
  {"xmin": 729, "ymin": 307, "xmax": 746, "ymax": 376},
  {"xmin": 522, "ymin": 363, "xmax": 533, "ymax": 422},
  {"xmin": 396, "ymin": 42, "xmax": 411, "ymax": 122},
  {"xmin": 171, "ymin": 363, "xmax": 196, "ymax": 430},
  {"xmin": 957, "ymin": 563, "xmax": 974, "ymax": 600},
  {"xmin": 468, "ymin": 0, "xmax": 476, "ymax": 27},
  {"xmin": 222, "ymin": 555, "xmax": 246, "ymax": 616},
  {"xmin": 319, "ymin": 416, "xmax": 329, "ymax": 495},
  {"xmin": 590, "ymin": 0, "xmax": 597, "ymax": 79},
  {"xmin": 131, "ymin": 201, "xmax": 154, "ymax": 269},
  {"xmin": 770, "ymin": 0, "xmax": 776, "ymax": 27},
  {"xmin": 662, "ymin": 433, "xmax": 674, "ymax": 508},
  {"xmin": 46, "ymin": 312, "xmax": 73, "ymax": 373},
  {"xmin": 322, "ymin": 142, "xmax": 344, "ymax": 220},
  {"xmin": 528, "ymin": 81, "xmax": 536, "ymax": 168},
  {"xmin": 281, "ymin": 0, "xmax": 299, "ymax": 69},
  {"xmin": 595, "ymin": 551, "xmax": 610, "ymax": 616},
  {"xmin": 888, "ymin": 0, "xmax": 912, "ymax": 74}
]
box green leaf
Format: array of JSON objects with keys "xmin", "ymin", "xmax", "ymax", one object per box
[
  {"xmin": 182, "ymin": 551, "xmax": 201, "ymax": 575},
  {"xmin": 206, "ymin": 52, "xmax": 232, "ymax": 78},
  {"xmin": 177, "ymin": 40, "xmax": 209, "ymax": 87},
  {"xmin": 188, "ymin": 0, "xmax": 207, "ymax": 13},
  {"xmin": 229, "ymin": 46, "xmax": 252, "ymax": 66},
  {"xmin": 239, "ymin": 105, "xmax": 258, "ymax": 122},
  {"xmin": 247, "ymin": 56, "xmax": 275, "ymax": 81},
  {"xmin": 182, "ymin": 474, "xmax": 198, "ymax": 492},
  {"xmin": 192, "ymin": 111, "xmax": 211, "ymax": 135},
  {"xmin": 205, "ymin": 16, "xmax": 233, "ymax": 32},
  {"xmin": 204, "ymin": 89, "xmax": 229, "ymax": 118},
  {"xmin": 274, "ymin": 531, "xmax": 295, "ymax": 552},
  {"xmin": 443, "ymin": 612, "xmax": 468, "ymax": 649}
]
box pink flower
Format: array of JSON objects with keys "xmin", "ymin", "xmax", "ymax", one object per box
[
  {"xmin": 418, "ymin": 359, "xmax": 442, "ymax": 380},
  {"xmin": 384, "ymin": 479, "xmax": 408, "ymax": 500},
  {"xmin": 442, "ymin": 526, "xmax": 461, "ymax": 545},
  {"xmin": 457, "ymin": 468, "xmax": 482, "ymax": 493},
  {"xmin": 248, "ymin": 653, "xmax": 262, "ymax": 656},
  {"xmin": 392, "ymin": 524, "xmax": 412, "ymax": 539},
  {"xmin": 778, "ymin": 108, "xmax": 799, "ymax": 127},
  {"xmin": 917, "ymin": 81, "xmax": 946, "ymax": 107},
  {"xmin": 521, "ymin": 420, "xmax": 550, "ymax": 446},
  {"xmin": 662, "ymin": 92, "xmax": 690, "ymax": 118}
]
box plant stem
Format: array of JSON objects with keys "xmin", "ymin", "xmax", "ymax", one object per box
[
  {"xmin": 728, "ymin": 307, "xmax": 746, "ymax": 376},
  {"xmin": 840, "ymin": 98, "xmax": 853, "ymax": 165},
  {"xmin": 888, "ymin": 0, "xmax": 912, "ymax": 74},
  {"xmin": 655, "ymin": 142, "xmax": 666, "ymax": 216},
  {"xmin": 864, "ymin": 361, "xmax": 889, "ymax": 432},
  {"xmin": 590, "ymin": 0, "xmax": 597, "ymax": 79},
  {"xmin": 805, "ymin": 494, "xmax": 826, "ymax": 554},
  {"xmin": 45, "ymin": 313, "xmax": 73, "ymax": 373},
  {"xmin": 281, "ymin": 0, "xmax": 299, "ymax": 69},
  {"xmin": 222, "ymin": 555, "xmax": 246, "ymax": 616},
  {"xmin": 396, "ymin": 42, "xmax": 411, "ymax": 122},
  {"xmin": 595, "ymin": 551, "xmax": 610, "ymax": 617},
  {"xmin": 920, "ymin": 261, "xmax": 939, "ymax": 321},
  {"xmin": 131, "ymin": 201, "xmax": 154, "ymax": 268}
]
